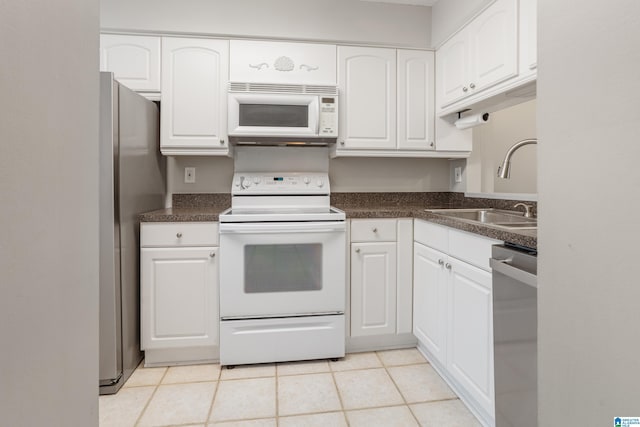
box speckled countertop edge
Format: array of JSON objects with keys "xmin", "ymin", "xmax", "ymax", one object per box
[{"xmin": 139, "ymin": 193, "xmax": 537, "ymax": 249}]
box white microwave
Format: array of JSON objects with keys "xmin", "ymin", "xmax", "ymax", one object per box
[{"xmin": 228, "ymin": 82, "xmax": 338, "ymax": 144}]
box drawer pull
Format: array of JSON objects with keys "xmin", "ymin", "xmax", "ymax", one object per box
[
  {"xmin": 372, "ymin": 228, "xmax": 378, "ymax": 233},
  {"xmin": 355, "ymin": 248, "xmax": 361, "ymax": 253},
  {"xmin": 445, "ymin": 263, "xmax": 452, "ymax": 270},
  {"xmin": 438, "ymin": 259, "xmax": 444, "ymax": 266},
  {"xmin": 176, "ymin": 232, "xmax": 183, "ymax": 238},
  {"xmin": 210, "ymin": 252, "xmax": 216, "ymax": 258}
]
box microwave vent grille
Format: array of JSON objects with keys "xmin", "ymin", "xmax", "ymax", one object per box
[{"xmin": 229, "ymin": 82, "xmax": 338, "ymax": 96}]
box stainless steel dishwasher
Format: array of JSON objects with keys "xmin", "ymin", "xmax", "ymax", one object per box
[{"xmin": 491, "ymin": 244, "xmax": 538, "ymax": 427}]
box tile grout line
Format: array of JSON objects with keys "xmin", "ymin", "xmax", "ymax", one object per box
[
  {"xmin": 204, "ymin": 365, "xmax": 222, "ymax": 426},
  {"xmin": 328, "ymin": 358, "xmax": 349, "ymax": 426},
  {"xmin": 275, "ymin": 364, "xmax": 280, "ymax": 427},
  {"xmin": 133, "ymin": 365, "xmax": 169, "ymax": 427},
  {"xmin": 376, "ymin": 351, "xmax": 422, "ymax": 426}
]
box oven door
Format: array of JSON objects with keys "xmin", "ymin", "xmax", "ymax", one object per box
[
  {"xmin": 219, "ymin": 221, "xmax": 346, "ymax": 318},
  {"xmin": 228, "ymin": 93, "xmax": 319, "ymax": 137}
]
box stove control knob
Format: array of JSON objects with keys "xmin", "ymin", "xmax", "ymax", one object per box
[
  {"xmin": 234, "ymin": 178, "xmax": 241, "ymax": 187},
  {"xmin": 317, "ymin": 179, "xmax": 324, "ymax": 188},
  {"xmin": 303, "ymin": 176, "xmax": 311, "ymax": 185},
  {"xmin": 241, "ymin": 177, "xmax": 252, "ymax": 189},
  {"xmin": 253, "ymin": 176, "xmax": 261, "ymax": 185}
]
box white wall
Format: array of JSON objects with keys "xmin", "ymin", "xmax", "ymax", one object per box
[
  {"xmin": 0, "ymin": 1, "xmax": 99, "ymax": 426},
  {"xmin": 101, "ymin": 0, "xmax": 432, "ymax": 48},
  {"xmin": 538, "ymin": 1, "xmax": 640, "ymax": 424},
  {"xmin": 431, "ymin": 0, "xmax": 492, "ymax": 47},
  {"xmin": 467, "ymin": 99, "xmax": 537, "ymax": 194},
  {"xmin": 169, "ymin": 155, "xmax": 452, "ymax": 197}
]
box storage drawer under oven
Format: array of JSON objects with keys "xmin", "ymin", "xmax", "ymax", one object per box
[{"xmin": 220, "ymin": 314, "xmax": 345, "ymax": 365}]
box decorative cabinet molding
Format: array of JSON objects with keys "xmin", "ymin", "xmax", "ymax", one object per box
[
  {"xmin": 160, "ymin": 37, "xmax": 229, "ymax": 156},
  {"xmin": 100, "ymin": 34, "xmax": 161, "ymax": 94},
  {"xmin": 230, "ymin": 40, "xmax": 336, "ymax": 85}
]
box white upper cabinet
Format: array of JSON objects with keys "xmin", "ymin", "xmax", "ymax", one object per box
[
  {"xmin": 100, "ymin": 34, "xmax": 161, "ymax": 93},
  {"xmin": 397, "ymin": 50, "xmax": 435, "ymax": 151},
  {"xmin": 229, "ymin": 40, "xmax": 336, "ymax": 85},
  {"xmin": 437, "ymin": 0, "xmax": 518, "ymax": 109},
  {"xmin": 160, "ymin": 37, "xmax": 229, "ymax": 156},
  {"xmin": 337, "ymin": 46, "xmax": 397, "ymax": 150},
  {"xmin": 519, "ymin": 0, "xmax": 538, "ymax": 76}
]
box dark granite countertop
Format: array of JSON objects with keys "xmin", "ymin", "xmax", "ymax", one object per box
[
  {"xmin": 139, "ymin": 192, "xmax": 537, "ymax": 250},
  {"xmin": 138, "ymin": 206, "xmax": 229, "ymax": 222}
]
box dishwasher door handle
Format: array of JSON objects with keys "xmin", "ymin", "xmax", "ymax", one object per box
[{"xmin": 490, "ymin": 258, "xmax": 538, "ymax": 288}]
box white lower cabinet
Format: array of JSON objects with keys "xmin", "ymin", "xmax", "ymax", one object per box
[
  {"xmin": 348, "ymin": 219, "xmax": 415, "ymax": 351},
  {"xmin": 413, "ymin": 220, "xmax": 500, "ymax": 427},
  {"xmin": 140, "ymin": 222, "xmax": 219, "ymax": 366}
]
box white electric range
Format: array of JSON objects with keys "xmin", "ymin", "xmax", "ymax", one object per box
[{"xmin": 218, "ymin": 169, "xmax": 346, "ymax": 366}]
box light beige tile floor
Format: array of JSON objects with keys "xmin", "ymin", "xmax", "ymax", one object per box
[{"xmin": 99, "ymin": 348, "xmax": 482, "ymax": 427}]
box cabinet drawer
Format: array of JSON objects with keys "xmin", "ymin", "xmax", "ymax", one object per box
[
  {"xmin": 448, "ymin": 228, "xmax": 501, "ymax": 272},
  {"xmin": 351, "ymin": 219, "xmax": 397, "ymax": 242},
  {"xmin": 141, "ymin": 222, "xmax": 219, "ymax": 247},
  {"xmin": 413, "ymin": 220, "xmax": 449, "ymax": 252}
]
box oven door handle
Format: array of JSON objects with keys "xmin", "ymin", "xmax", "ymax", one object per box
[{"xmin": 219, "ymin": 221, "xmax": 346, "ymax": 234}]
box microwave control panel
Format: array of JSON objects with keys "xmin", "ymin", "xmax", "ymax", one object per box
[{"xmin": 319, "ymin": 96, "xmax": 338, "ymax": 137}]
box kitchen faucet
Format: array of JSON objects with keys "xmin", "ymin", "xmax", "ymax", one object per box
[{"xmin": 497, "ymin": 138, "xmax": 537, "ymax": 179}]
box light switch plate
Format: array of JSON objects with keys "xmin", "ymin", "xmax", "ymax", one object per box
[
  {"xmin": 454, "ymin": 167, "xmax": 462, "ymax": 183},
  {"xmin": 184, "ymin": 167, "xmax": 196, "ymax": 184}
]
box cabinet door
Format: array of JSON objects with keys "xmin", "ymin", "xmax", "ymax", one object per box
[
  {"xmin": 350, "ymin": 242, "xmax": 397, "ymax": 337},
  {"xmin": 519, "ymin": 0, "xmax": 538, "ymax": 75},
  {"xmin": 467, "ymin": 0, "xmax": 518, "ymax": 93},
  {"xmin": 161, "ymin": 37, "xmax": 229, "ymax": 155},
  {"xmin": 447, "ymin": 257, "xmax": 494, "ymax": 418},
  {"xmin": 141, "ymin": 247, "xmax": 218, "ymax": 350},
  {"xmin": 230, "ymin": 40, "xmax": 336, "ymax": 85},
  {"xmin": 397, "ymin": 50, "xmax": 435, "ymax": 151},
  {"xmin": 437, "ymin": 32, "xmax": 469, "ymax": 108},
  {"xmin": 413, "ymin": 242, "xmax": 447, "ymax": 365},
  {"xmin": 100, "ymin": 35, "xmax": 161, "ymax": 92},
  {"xmin": 338, "ymin": 46, "xmax": 396, "ymax": 150}
]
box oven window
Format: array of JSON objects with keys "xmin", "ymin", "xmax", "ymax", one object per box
[
  {"xmin": 244, "ymin": 244, "xmax": 322, "ymax": 293},
  {"xmin": 239, "ymin": 104, "xmax": 309, "ymax": 128}
]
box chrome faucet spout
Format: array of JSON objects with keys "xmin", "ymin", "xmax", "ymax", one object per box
[{"xmin": 497, "ymin": 138, "xmax": 537, "ymax": 179}]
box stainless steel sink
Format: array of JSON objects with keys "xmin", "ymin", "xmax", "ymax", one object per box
[{"xmin": 425, "ymin": 208, "xmax": 537, "ymax": 230}]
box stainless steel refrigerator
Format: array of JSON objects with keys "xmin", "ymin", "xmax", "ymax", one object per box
[{"xmin": 99, "ymin": 72, "xmax": 165, "ymax": 395}]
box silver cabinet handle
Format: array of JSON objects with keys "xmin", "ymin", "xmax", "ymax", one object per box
[
  {"xmin": 470, "ymin": 83, "xmax": 476, "ymax": 89},
  {"xmin": 355, "ymin": 248, "xmax": 361, "ymax": 253},
  {"xmin": 438, "ymin": 259, "xmax": 444, "ymax": 266},
  {"xmin": 445, "ymin": 263, "xmax": 452, "ymax": 270},
  {"xmin": 220, "ymin": 139, "xmax": 225, "ymax": 145},
  {"xmin": 176, "ymin": 232, "xmax": 183, "ymax": 238},
  {"xmin": 209, "ymin": 252, "xmax": 216, "ymax": 258},
  {"xmin": 372, "ymin": 228, "xmax": 378, "ymax": 233},
  {"xmin": 462, "ymin": 86, "xmax": 468, "ymax": 92},
  {"xmin": 340, "ymin": 141, "xmax": 345, "ymax": 146}
]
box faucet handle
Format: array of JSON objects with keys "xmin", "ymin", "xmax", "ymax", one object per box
[{"xmin": 513, "ymin": 203, "xmax": 534, "ymax": 218}]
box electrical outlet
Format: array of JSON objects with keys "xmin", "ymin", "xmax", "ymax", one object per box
[
  {"xmin": 454, "ymin": 167, "xmax": 462, "ymax": 183},
  {"xmin": 184, "ymin": 167, "xmax": 196, "ymax": 184}
]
